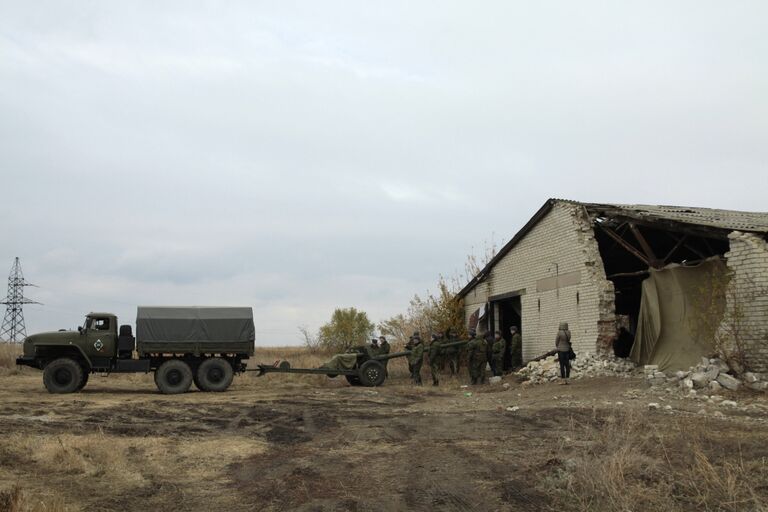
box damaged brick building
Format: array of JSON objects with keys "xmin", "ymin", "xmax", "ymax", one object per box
[{"xmin": 457, "ymin": 199, "xmax": 768, "ymax": 372}]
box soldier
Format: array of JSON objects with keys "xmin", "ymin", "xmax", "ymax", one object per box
[
  {"xmin": 509, "ymin": 326, "xmax": 522, "ymax": 370},
  {"xmin": 491, "ymin": 331, "xmax": 505, "ymax": 377},
  {"xmin": 428, "ymin": 332, "xmax": 443, "ymax": 386},
  {"xmin": 369, "ymin": 338, "xmax": 380, "ymax": 355},
  {"xmin": 378, "ymin": 335, "xmax": 391, "ymax": 375},
  {"xmin": 407, "ymin": 332, "xmax": 424, "ymax": 385},
  {"xmin": 485, "ymin": 330, "xmax": 496, "ymax": 376},
  {"xmin": 467, "ymin": 329, "xmax": 488, "ymax": 385},
  {"xmin": 443, "ymin": 328, "xmax": 461, "ymax": 376}
]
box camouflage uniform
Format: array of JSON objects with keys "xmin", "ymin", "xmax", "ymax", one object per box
[
  {"xmin": 467, "ymin": 334, "xmax": 488, "ymax": 385},
  {"xmin": 408, "ymin": 336, "xmax": 424, "ymax": 385},
  {"xmin": 509, "ymin": 329, "xmax": 522, "ymax": 369},
  {"xmin": 491, "ymin": 334, "xmax": 505, "ymax": 377},
  {"xmin": 428, "ymin": 334, "xmax": 443, "ymax": 386},
  {"xmin": 443, "ymin": 331, "xmax": 461, "ymax": 375}
]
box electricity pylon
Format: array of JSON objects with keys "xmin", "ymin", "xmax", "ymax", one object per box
[{"xmin": 1, "ymin": 257, "xmax": 40, "ymax": 343}]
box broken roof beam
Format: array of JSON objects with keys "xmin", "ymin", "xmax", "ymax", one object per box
[
  {"xmin": 628, "ymin": 223, "xmax": 663, "ymax": 269},
  {"xmin": 597, "ymin": 223, "xmax": 651, "ymax": 268},
  {"xmin": 663, "ymin": 234, "xmax": 688, "ymax": 263},
  {"xmin": 585, "ymin": 207, "xmax": 731, "ymax": 241}
]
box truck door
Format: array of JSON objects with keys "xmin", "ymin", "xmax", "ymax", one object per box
[{"xmin": 85, "ymin": 316, "xmax": 117, "ymax": 367}]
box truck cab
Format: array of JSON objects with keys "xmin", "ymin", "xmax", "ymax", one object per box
[{"xmin": 79, "ymin": 313, "xmax": 119, "ymax": 367}]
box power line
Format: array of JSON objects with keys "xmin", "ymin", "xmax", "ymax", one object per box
[{"xmin": 1, "ymin": 257, "xmax": 41, "ymax": 343}]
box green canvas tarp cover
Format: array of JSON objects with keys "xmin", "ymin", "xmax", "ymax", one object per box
[
  {"xmin": 630, "ymin": 258, "xmax": 726, "ymax": 372},
  {"xmin": 136, "ymin": 306, "xmax": 255, "ymax": 343},
  {"xmin": 320, "ymin": 353, "xmax": 359, "ymax": 370}
]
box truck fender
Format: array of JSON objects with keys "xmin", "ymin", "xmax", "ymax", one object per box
[{"xmin": 37, "ymin": 343, "xmax": 93, "ymax": 369}]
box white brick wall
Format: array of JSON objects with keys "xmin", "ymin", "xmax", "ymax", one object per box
[
  {"xmin": 464, "ymin": 201, "xmax": 615, "ymax": 362},
  {"xmin": 721, "ymin": 231, "xmax": 768, "ymax": 372}
]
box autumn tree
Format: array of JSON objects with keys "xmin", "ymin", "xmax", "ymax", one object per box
[{"xmin": 318, "ymin": 307, "xmax": 375, "ymax": 352}]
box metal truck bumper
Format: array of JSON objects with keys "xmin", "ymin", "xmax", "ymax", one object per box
[{"xmin": 16, "ymin": 356, "xmax": 38, "ymax": 369}]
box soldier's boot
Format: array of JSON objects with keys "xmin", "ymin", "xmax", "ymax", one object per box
[{"xmin": 432, "ymin": 377, "xmax": 439, "ymax": 386}]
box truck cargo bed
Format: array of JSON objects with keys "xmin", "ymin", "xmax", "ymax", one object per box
[{"xmin": 136, "ymin": 306, "xmax": 255, "ymax": 356}]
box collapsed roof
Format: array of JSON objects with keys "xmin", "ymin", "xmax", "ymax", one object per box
[{"xmin": 457, "ymin": 198, "xmax": 768, "ymax": 299}]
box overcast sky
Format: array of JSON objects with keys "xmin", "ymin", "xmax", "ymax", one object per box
[{"xmin": 1, "ymin": 1, "xmax": 766, "ymax": 344}]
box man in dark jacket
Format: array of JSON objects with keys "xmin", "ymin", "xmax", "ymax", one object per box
[
  {"xmin": 378, "ymin": 335, "xmax": 391, "ymax": 375},
  {"xmin": 556, "ymin": 322, "xmax": 573, "ymax": 384}
]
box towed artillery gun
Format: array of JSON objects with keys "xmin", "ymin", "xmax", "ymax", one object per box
[{"xmin": 253, "ymin": 339, "xmax": 469, "ymax": 387}]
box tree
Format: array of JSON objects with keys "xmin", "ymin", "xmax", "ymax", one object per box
[
  {"xmin": 379, "ymin": 239, "xmax": 498, "ymax": 347},
  {"xmin": 379, "ymin": 276, "xmax": 465, "ymax": 346},
  {"xmin": 298, "ymin": 324, "xmax": 322, "ymax": 354},
  {"xmin": 318, "ymin": 307, "xmax": 375, "ymax": 352}
]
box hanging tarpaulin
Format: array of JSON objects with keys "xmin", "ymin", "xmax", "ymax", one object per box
[
  {"xmin": 468, "ymin": 303, "xmax": 488, "ymax": 331},
  {"xmin": 630, "ymin": 258, "xmax": 727, "ymax": 372}
]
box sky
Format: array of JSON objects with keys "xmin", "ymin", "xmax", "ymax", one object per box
[{"xmin": 1, "ymin": 1, "xmax": 766, "ymax": 344}]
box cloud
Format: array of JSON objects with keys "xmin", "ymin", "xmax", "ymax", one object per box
[{"xmin": 1, "ymin": 0, "xmax": 766, "ymax": 343}]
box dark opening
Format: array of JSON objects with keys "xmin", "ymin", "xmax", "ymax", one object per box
[
  {"xmin": 592, "ymin": 219, "xmax": 729, "ymax": 357},
  {"xmin": 494, "ymin": 296, "xmax": 522, "ymax": 371}
]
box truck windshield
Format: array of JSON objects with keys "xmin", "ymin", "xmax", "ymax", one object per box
[{"xmin": 84, "ymin": 317, "xmax": 93, "ymax": 329}]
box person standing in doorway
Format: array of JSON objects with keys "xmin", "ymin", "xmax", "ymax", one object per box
[
  {"xmin": 491, "ymin": 331, "xmax": 505, "ymax": 377},
  {"xmin": 509, "ymin": 326, "xmax": 522, "ymax": 370},
  {"xmin": 556, "ymin": 322, "xmax": 572, "ymax": 384}
]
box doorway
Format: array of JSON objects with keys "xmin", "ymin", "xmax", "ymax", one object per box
[{"xmin": 493, "ymin": 295, "xmax": 522, "ymax": 371}]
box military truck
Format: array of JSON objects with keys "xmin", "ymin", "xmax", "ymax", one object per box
[{"xmin": 16, "ymin": 306, "xmax": 255, "ymax": 394}]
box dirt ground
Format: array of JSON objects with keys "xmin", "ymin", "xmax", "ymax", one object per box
[{"xmin": 1, "ymin": 362, "xmax": 767, "ymax": 512}]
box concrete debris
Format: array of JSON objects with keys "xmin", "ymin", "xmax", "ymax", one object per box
[
  {"xmin": 516, "ymin": 352, "xmax": 767, "ymax": 396},
  {"xmin": 517, "ymin": 352, "xmax": 638, "ymax": 384},
  {"xmin": 720, "ymin": 400, "xmax": 738, "ymax": 407},
  {"xmin": 643, "ymin": 357, "xmax": 767, "ymax": 395},
  {"xmin": 648, "ymin": 403, "xmax": 660, "ymax": 410},
  {"xmin": 716, "ymin": 373, "xmax": 742, "ymax": 391},
  {"xmin": 506, "ymin": 406, "xmax": 520, "ymax": 412},
  {"xmin": 489, "ymin": 376, "xmax": 502, "ymax": 385}
]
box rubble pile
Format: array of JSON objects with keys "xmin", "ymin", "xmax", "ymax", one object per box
[
  {"xmin": 517, "ymin": 352, "xmax": 638, "ymax": 384},
  {"xmin": 645, "ymin": 357, "xmax": 768, "ymax": 393}
]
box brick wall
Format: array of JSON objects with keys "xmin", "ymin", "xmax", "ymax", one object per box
[
  {"xmin": 721, "ymin": 231, "xmax": 768, "ymax": 372},
  {"xmin": 464, "ymin": 201, "xmax": 615, "ymax": 362}
]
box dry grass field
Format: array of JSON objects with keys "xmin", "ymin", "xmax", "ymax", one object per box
[{"xmin": 1, "ymin": 343, "xmax": 767, "ymax": 512}]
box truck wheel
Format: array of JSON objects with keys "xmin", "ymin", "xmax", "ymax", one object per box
[
  {"xmin": 43, "ymin": 358, "xmax": 84, "ymax": 394},
  {"xmin": 345, "ymin": 375, "xmax": 362, "ymax": 386},
  {"xmin": 196, "ymin": 358, "xmax": 234, "ymax": 392},
  {"xmin": 358, "ymin": 360, "xmax": 386, "ymax": 387},
  {"xmin": 75, "ymin": 371, "xmax": 90, "ymax": 392},
  {"xmin": 155, "ymin": 360, "xmax": 193, "ymax": 394},
  {"xmin": 193, "ymin": 373, "xmax": 204, "ymax": 391}
]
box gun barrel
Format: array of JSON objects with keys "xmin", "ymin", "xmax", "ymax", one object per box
[{"xmin": 374, "ymin": 350, "xmax": 411, "ymax": 361}]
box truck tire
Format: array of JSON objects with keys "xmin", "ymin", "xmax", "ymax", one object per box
[
  {"xmin": 155, "ymin": 360, "xmax": 193, "ymax": 394},
  {"xmin": 193, "ymin": 373, "xmax": 204, "ymax": 391},
  {"xmin": 75, "ymin": 370, "xmax": 90, "ymax": 392},
  {"xmin": 196, "ymin": 358, "xmax": 234, "ymax": 392},
  {"xmin": 43, "ymin": 358, "xmax": 84, "ymax": 394},
  {"xmin": 345, "ymin": 375, "xmax": 362, "ymax": 386},
  {"xmin": 358, "ymin": 360, "xmax": 386, "ymax": 387}
]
